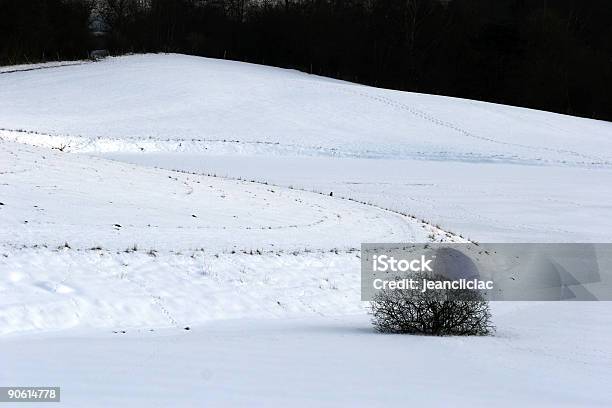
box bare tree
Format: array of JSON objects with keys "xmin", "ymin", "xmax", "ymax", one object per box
[
  {"xmin": 370, "ymin": 273, "xmax": 493, "ymax": 336},
  {"xmin": 97, "ymin": 0, "xmax": 142, "ymax": 30}
]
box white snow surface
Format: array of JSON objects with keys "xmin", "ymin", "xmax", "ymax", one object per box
[
  {"xmin": 2, "ymin": 53, "xmax": 612, "ymax": 241},
  {"xmin": 0, "ymin": 140, "xmax": 428, "ymax": 253},
  {"xmin": 3, "ymin": 309, "xmax": 612, "ymax": 407},
  {"xmin": 1, "ymin": 54, "xmax": 612, "ymax": 406},
  {"xmin": 1, "ymin": 139, "xmax": 450, "ymax": 335}
]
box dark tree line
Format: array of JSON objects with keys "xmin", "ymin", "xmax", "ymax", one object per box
[
  {"xmin": 0, "ymin": 0, "xmax": 92, "ymax": 64},
  {"xmin": 2, "ymin": 0, "xmax": 611, "ymax": 121}
]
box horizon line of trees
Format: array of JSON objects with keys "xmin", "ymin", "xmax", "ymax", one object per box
[{"xmin": 1, "ymin": 0, "xmax": 611, "ymax": 121}]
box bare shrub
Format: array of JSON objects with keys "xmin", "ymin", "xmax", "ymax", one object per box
[{"xmin": 370, "ymin": 273, "xmax": 493, "ymax": 336}]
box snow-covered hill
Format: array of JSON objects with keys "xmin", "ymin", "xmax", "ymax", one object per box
[
  {"xmin": 1, "ymin": 54, "xmax": 612, "ymax": 407},
  {"xmin": 2, "ymin": 54, "xmax": 612, "ymax": 241}
]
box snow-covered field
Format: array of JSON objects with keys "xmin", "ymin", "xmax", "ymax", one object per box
[
  {"xmin": 1, "ymin": 54, "xmax": 612, "ymax": 406},
  {"xmin": 2, "ymin": 54, "xmax": 611, "ymax": 241},
  {"xmin": 3, "ymin": 307, "xmax": 612, "ymax": 407}
]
